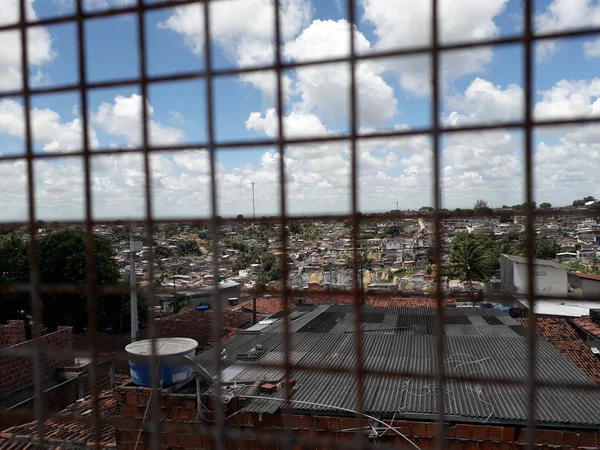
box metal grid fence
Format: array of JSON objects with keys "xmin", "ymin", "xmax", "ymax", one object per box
[{"xmin": 0, "ymin": 0, "xmax": 600, "ymax": 449}]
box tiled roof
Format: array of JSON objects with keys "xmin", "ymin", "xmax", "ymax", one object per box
[
  {"xmin": 235, "ymin": 297, "xmax": 291, "ymax": 316},
  {"xmin": 518, "ymin": 317, "xmax": 600, "ymax": 383},
  {"xmin": 302, "ymin": 293, "xmax": 455, "ymax": 308},
  {"xmin": 0, "ymin": 392, "xmax": 117, "ymax": 449},
  {"xmin": 572, "ymin": 316, "xmax": 600, "ymax": 339},
  {"xmin": 571, "ymin": 271, "xmax": 600, "ymax": 281}
]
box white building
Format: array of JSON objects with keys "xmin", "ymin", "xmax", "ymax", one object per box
[{"xmin": 500, "ymin": 254, "xmax": 570, "ymax": 296}]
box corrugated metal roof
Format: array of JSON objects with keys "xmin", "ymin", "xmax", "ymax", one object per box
[{"xmin": 194, "ymin": 305, "xmax": 600, "ymax": 426}]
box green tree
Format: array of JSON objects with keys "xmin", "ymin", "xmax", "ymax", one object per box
[
  {"xmin": 515, "ymin": 232, "xmax": 561, "ymax": 260},
  {"xmin": 0, "ymin": 229, "xmax": 122, "ymax": 332},
  {"xmin": 567, "ymin": 261, "xmax": 588, "ymax": 272},
  {"xmin": 155, "ymin": 244, "xmax": 173, "ymax": 258},
  {"xmin": 382, "ymin": 225, "xmax": 403, "ymax": 237},
  {"xmin": 573, "ymin": 196, "xmax": 596, "ymax": 207},
  {"xmin": 176, "ymin": 240, "xmax": 200, "ymax": 256},
  {"xmin": 447, "ymin": 232, "xmax": 498, "ymax": 282},
  {"xmin": 253, "ymin": 271, "xmax": 270, "ymax": 297},
  {"xmin": 473, "ymin": 198, "xmax": 493, "ymax": 215},
  {"xmin": 163, "ymin": 224, "xmax": 179, "ymax": 238},
  {"xmin": 37, "ymin": 229, "xmax": 121, "ymax": 332},
  {"xmin": 267, "ymin": 260, "xmax": 283, "ymax": 281},
  {"xmin": 419, "ymin": 206, "xmax": 434, "ymax": 212},
  {"xmin": 0, "ymin": 235, "xmax": 30, "ymax": 323},
  {"xmin": 539, "ymin": 202, "xmax": 552, "ymax": 209},
  {"xmin": 289, "ymin": 221, "xmax": 302, "ymax": 235},
  {"xmin": 473, "ymin": 198, "xmax": 488, "ymax": 210}
]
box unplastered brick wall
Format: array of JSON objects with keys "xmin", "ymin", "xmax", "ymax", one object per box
[
  {"xmin": 114, "ymin": 387, "xmax": 600, "ymax": 450},
  {"xmin": 0, "ymin": 320, "xmax": 26, "ymax": 346},
  {"xmin": 0, "ymin": 325, "xmax": 73, "ymax": 398}
]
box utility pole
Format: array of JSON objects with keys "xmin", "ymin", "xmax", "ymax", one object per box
[
  {"xmin": 251, "ymin": 182, "xmax": 256, "ymax": 219},
  {"xmin": 396, "ymin": 200, "xmax": 399, "ymax": 211},
  {"xmin": 129, "ymin": 231, "xmax": 138, "ymax": 342}
]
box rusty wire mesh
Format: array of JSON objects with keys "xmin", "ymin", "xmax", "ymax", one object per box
[{"xmin": 0, "ymin": 0, "xmax": 599, "ymax": 449}]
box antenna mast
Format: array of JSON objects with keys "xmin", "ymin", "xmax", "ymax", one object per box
[{"xmin": 251, "ymin": 182, "xmax": 256, "ymax": 219}]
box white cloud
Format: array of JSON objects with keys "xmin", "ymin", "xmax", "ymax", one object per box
[
  {"xmin": 246, "ymin": 108, "xmax": 346, "ymax": 161},
  {"xmin": 584, "ymin": 39, "xmax": 600, "ymax": 58},
  {"xmin": 360, "ymin": 0, "xmax": 509, "ymax": 95},
  {"xmin": 284, "ymin": 19, "xmax": 397, "ymax": 127},
  {"xmin": 168, "ymin": 110, "xmax": 188, "ymax": 126},
  {"xmin": 443, "ymin": 76, "xmax": 600, "ymax": 207},
  {"xmin": 534, "ymin": 78, "xmax": 600, "ymax": 120},
  {"xmin": 535, "ymin": 0, "xmax": 600, "ymax": 61},
  {"xmin": 158, "ymin": 0, "xmax": 312, "ymax": 98},
  {"xmin": 445, "ymin": 77, "xmax": 523, "ymax": 126},
  {"xmin": 0, "ymin": 160, "xmax": 27, "ymax": 221},
  {"xmin": 0, "ymin": 0, "xmax": 56, "ymax": 91},
  {"xmin": 92, "ymin": 94, "xmax": 185, "ymax": 147},
  {"xmin": 81, "ymin": 0, "xmax": 135, "ymax": 10},
  {"xmin": 172, "ymin": 150, "xmax": 211, "ymax": 175},
  {"xmin": 246, "ymin": 108, "xmax": 330, "ymax": 138},
  {"xmin": 0, "ymin": 99, "xmax": 100, "ymax": 152}
]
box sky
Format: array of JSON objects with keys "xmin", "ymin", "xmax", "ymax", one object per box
[{"xmin": 0, "ymin": 0, "xmax": 599, "ymax": 221}]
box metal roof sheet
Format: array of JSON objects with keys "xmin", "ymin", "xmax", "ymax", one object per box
[{"xmin": 194, "ymin": 305, "xmax": 600, "ymax": 426}]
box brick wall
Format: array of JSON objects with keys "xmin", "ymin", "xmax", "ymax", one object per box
[
  {"xmin": 0, "ymin": 320, "xmax": 26, "ymax": 346},
  {"xmin": 113, "ymin": 386, "xmax": 600, "ymax": 450},
  {"xmin": 1, "ymin": 355, "xmax": 115, "ymax": 430},
  {"xmin": 0, "ymin": 326, "xmax": 73, "ymax": 398}
]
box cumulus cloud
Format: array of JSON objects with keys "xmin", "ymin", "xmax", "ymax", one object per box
[
  {"xmin": 442, "ymin": 76, "xmax": 600, "ymax": 207},
  {"xmin": 360, "ymin": 0, "xmax": 509, "ymax": 95},
  {"xmin": 535, "ymin": 0, "xmax": 600, "ymax": 61},
  {"xmin": 0, "ymin": 99, "xmax": 100, "ymax": 152},
  {"xmin": 158, "ymin": 0, "xmax": 312, "ymax": 98},
  {"xmin": 246, "ymin": 108, "xmax": 330, "ymax": 138},
  {"xmin": 284, "ymin": 19, "xmax": 397, "ymax": 126},
  {"xmin": 92, "ymin": 94, "xmax": 185, "ymax": 147},
  {"xmin": 535, "ymin": 78, "xmax": 600, "ymax": 120},
  {"xmin": 445, "ymin": 77, "xmax": 523, "ymax": 126},
  {"xmin": 0, "ymin": 0, "xmax": 56, "ymax": 91}
]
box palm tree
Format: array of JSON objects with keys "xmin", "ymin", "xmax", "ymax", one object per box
[{"xmin": 448, "ymin": 233, "xmax": 488, "ymax": 284}]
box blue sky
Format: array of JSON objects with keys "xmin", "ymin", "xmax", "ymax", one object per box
[{"xmin": 0, "ymin": 0, "xmax": 599, "ymax": 221}]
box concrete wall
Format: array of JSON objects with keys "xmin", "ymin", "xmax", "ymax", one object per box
[
  {"xmin": 500, "ymin": 256, "xmax": 516, "ymax": 294},
  {"xmin": 581, "ymin": 278, "xmax": 600, "ymax": 297},
  {"xmin": 501, "ymin": 257, "xmax": 568, "ymax": 296},
  {"xmin": 513, "ymin": 264, "xmax": 568, "ymax": 296}
]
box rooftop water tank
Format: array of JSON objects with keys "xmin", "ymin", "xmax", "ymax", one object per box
[
  {"xmin": 197, "ymin": 305, "xmax": 210, "ymax": 311},
  {"xmin": 125, "ymin": 338, "xmax": 198, "ymax": 387}
]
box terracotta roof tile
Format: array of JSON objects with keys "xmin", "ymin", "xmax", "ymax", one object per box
[
  {"xmin": 518, "ymin": 317, "xmax": 600, "ymax": 383},
  {"xmin": 571, "ymin": 272, "xmax": 600, "ymax": 281},
  {"xmin": 235, "ymin": 297, "xmax": 292, "ymax": 316},
  {"xmin": 0, "ymin": 392, "xmax": 117, "ymax": 449},
  {"xmin": 572, "ymin": 316, "xmax": 600, "ymax": 340},
  {"xmin": 302, "ymin": 293, "xmax": 455, "ymax": 308}
]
